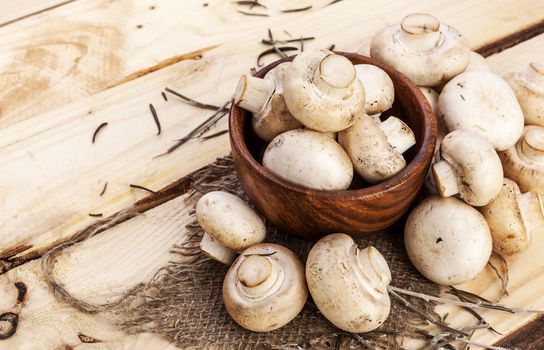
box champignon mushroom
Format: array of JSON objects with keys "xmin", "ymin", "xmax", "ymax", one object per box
[
  {"xmin": 223, "ymin": 243, "xmax": 308, "ymax": 332},
  {"xmin": 235, "ymin": 63, "xmax": 302, "ymax": 142},
  {"xmin": 500, "ymin": 125, "xmax": 544, "ymax": 194},
  {"xmin": 283, "ymin": 49, "xmax": 365, "ymax": 132},
  {"xmin": 405, "ymin": 196, "xmax": 492, "ymax": 285},
  {"xmin": 197, "ymin": 191, "xmax": 266, "ymax": 265},
  {"xmin": 464, "ymin": 52, "xmax": 492, "ymax": 73},
  {"xmin": 480, "ymin": 178, "xmax": 544, "ymax": 255},
  {"xmin": 306, "ymin": 233, "xmax": 391, "ymax": 333},
  {"xmin": 354, "ymin": 64, "xmax": 394, "ymax": 115},
  {"xmin": 418, "ymin": 87, "xmax": 439, "ymax": 114},
  {"xmin": 438, "ymin": 71, "xmax": 524, "ymax": 151},
  {"xmin": 432, "ymin": 130, "xmax": 503, "ymax": 206},
  {"xmin": 370, "ymin": 13, "xmax": 470, "ymax": 86},
  {"xmin": 263, "ymin": 129, "xmax": 353, "ymax": 190},
  {"xmin": 339, "ymin": 113, "xmax": 416, "ymax": 184},
  {"xmin": 504, "ymin": 62, "xmax": 544, "ymax": 127}
]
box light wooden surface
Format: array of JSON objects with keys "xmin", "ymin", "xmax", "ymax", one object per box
[{"xmin": 0, "ymin": 1, "xmax": 543, "ymax": 349}]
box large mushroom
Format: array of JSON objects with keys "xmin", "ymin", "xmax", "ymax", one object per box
[
  {"xmin": 223, "ymin": 243, "xmax": 308, "ymax": 332},
  {"xmin": 263, "ymin": 129, "xmax": 353, "ymax": 190},
  {"xmin": 432, "ymin": 130, "xmax": 503, "ymax": 206},
  {"xmin": 235, "ymin": 63, "xmax": 302, "ymax": 141},
  {"xmin": 480, "ymin": 178, "xmax": 544, "ymax": 255},
  {"xmin": 438, "ymin": 71, "xmax": 524, "ymax": 151},
  {"xmin": 504, "ymin": 62, "xmax": 544, "ymax": 127},
  {"xmin": 354, "ymin": 64, "xmax": 395, "ymax": 115},
  {"xmin": 370, "ymin": 13, "xmax": 470, "ymax": 87},
  {"xmin": 306, "ymin": 233, "xmax": 391, "ymax": 333},
  {"xmin": 283, "ymin": 49, "xmax": 365, "ymax": 132},
  {"xmin": 196, "ymin": 191, "xmax": 266, "ymax": 265},
  {"xmin": 500, "ymin": 125, "xmax": 544, "ymax": 194},
  {"xmin": 405, "ymin": 196, "xmax": 492, "ymax": 285},
  {"xmin": 339, "ymin": 113, "xmax": 415, "ymax": 184}
]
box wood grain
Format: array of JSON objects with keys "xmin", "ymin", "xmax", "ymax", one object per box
[{"xmin": 0, "ymin": 0, "xmax": 74, "ymax": 27}]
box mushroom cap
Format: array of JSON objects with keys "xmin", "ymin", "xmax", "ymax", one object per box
[
  {"xmin": 339, "ymin": 112, "xmax": 406, "ymax": 184},
  {"xmin": 438, "ymin": 71, "xmax": 524, "ymax": 151},
  {"xmin": 504, "ymin": 62, "xmax": 544, "ymax": 127},
  {"xmin": 196, "ymin": 191, "xmax": 266, "ymax": 252},
  {"xmin": 263, "ymin": 129, "xmax": 353, "ymax": 190},
  {"xmin": 306, "ymin": 233, "xmax": 391, "ymax": 333},
  {"xmin": 500, "ymin": 125, "xmax": 544, "ymax": 194},
  {"xmin": 223, "ymin": 243, "xmax": 308, "ymax": 332},
  {"xmin": 283, "ymin": 50, "xmax": 365, "ymax": 132},
  {"xmin": 370, "ymin": 14, "xmax": 470, "ymax": 86},
  {"xmin": 479, "ymin": 178, "xmax": 530, "ymax": 255},
  {"xmin": 464, "ymin": 51, "xmax": 492, "ymax": 73},
  {"xmin": 355, "ymin": 64, "xmax": 395, "ymax": 115},
  {"xmin": 436, "ymin": 130, "xmax": 503, "ymax": 206},
  {"xmin": 405, "ymin": 196, "xmax": 492, "ymax": 285}
]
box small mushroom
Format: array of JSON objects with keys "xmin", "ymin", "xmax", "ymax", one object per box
[
  {"xmin": 432, "ymin": 130, "xmax": 503, "ymax": 206},
  {"xmin": 438, "ymin": 71, "xmax": 524, "ymax": 151},
  {"xmin": 263, "ymin": 129, "xmax": 353, "ymax": 190},
  {"xmin": 354, "ymin": 64, "xmax": 395, "ymax": 115},
  {"xmin": 223, "ymin": 243, "xmax": 308, "ymax": 332},
  {"xmin": 197, "ymin": 191, "xmax": 266, "ymax": 265},
  {"xmin": 370, "ymin": 13, "xmax": 470, "ymax": 86},
  {"xmin": 235, "ymin": 63, "xmax": 302, "ymax": 142},
  {"xmin": 339, "ymin": 113, "xmax": 416, "ymax": 184},
  {"xmin": 504, "ymin": 62, "xmax": 544, "ymax": 127},
  {"xmin": 464, "ymin": 52, "xmax": 492, "ymax": 73},
  {"xmin": 405, "ymin": 196, "xmax": 492, "ymax": 285},
  {"xmin": 283, "ymin": 49, "xmax": 365, "ymax": 132},
  {"xmin": 306, "ymin": 233, "xmax": 391, "ymax": 333},
  {"xmin": 500, "ymin": 125, "xmax": 544, "ymax": 194},
  {"xmin": 480, "ymin": 178, "xmax": 543, "ymax": 255}
]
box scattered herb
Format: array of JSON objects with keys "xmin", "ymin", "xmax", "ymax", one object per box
[
  {"xmin": 88, "ymin": 213, "xmax": 103, "ymax": 217},
  {"xmin": 328, "ymin": 44, "xmax": 336, "ymax": 51},
  {"xmin": 149, "ymin": 103, "xmax": 161, "ymax": 135},
  {"xmin": 488, "ymin": 252, "xmax": 509, "ymax": 296},
  {"xmin": 92, "ymin": 122, "xmax": 108, "ymax": 144},
  {"xmin": 283, "ymin": 29, "xmax": 292, "ymax": 37},
  {"xmin": 129, "ymin": 184, "xmax": 157, "ymax": 194},
  {"xmin": 165, "ymin": 87, "xmax": 221, "ymax": 110},
  {"xmin": 280, "ymin": 5, "xmax": 312, "ymax": 13},
  {"xmin": 237, "ymin": 10, "xmax": 269, "ymax": 17},
  {"xmin": 328, "ymin": 0, "xmax": 343, "ymax": 5},
  {"xmin": 99, "ymin": 182, "xmax": 108, "ymax": 196},
  {"xmin": 244, "ymin": 251, "xmax": 277, "ymax": 257},
  {"xmin": 257, "ymin": 46, "xmax": 298, "ymax": 66},
  {"xmin": 161, "ymin": 91, "xmax": 168, "ymax": 101},
  {"xmin": 201, "ymin": 129, "xmax": 229, "ymax": 140},
  {"xmin": 233, "ymin": 0, "xmax": 267, "ymax": 9},
  {"xmin": 261, "ymin": 36, "xmax": 315, "ymax": 45}
]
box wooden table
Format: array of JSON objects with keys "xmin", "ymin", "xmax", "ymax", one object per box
[{"xmin": 0, "ymin": 1, "xmax": 543, "ymax": 348}]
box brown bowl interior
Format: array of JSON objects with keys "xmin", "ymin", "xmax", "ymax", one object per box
[{"xmin": 230, "ymin": 52, "xmax": 436, "ymax": 240}]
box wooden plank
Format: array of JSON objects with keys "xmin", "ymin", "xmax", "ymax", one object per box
[
  {"xmin": 2, "ymin": 0, "xmax": 544, "ymax": 271},
  {"xmin": 0, "ymin": 0, "xmax": 74, "ymax": 27},
  {"xmin": 0, "ymin": 0, "xmax": 543, "ymax": 129}
]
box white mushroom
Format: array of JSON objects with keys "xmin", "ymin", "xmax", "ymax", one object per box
[
  {"xmin": 263, "ymin": 129, "xmax": 353, "ymax": 190},
  {"xmin": 370, "ymin": 13, "xmax": 470, "ymax": 86},
  {"xmin": 354, "ymin": 64, "xmax": 395, "ymax": 115},
  {"xmin": 405, "ymin": 196, "xmax": 492, "ymax": 285},
  {"xmin": 197, "ymin": 191, "xmax": 266, "ymax": 265},
  {"xmin": 223, "ymin": 243, "xmax": 308, "ymax": 332},
  {"xmin": 306, "ymin": 233, "xmax": 391, "ymax": 333},
  {"xmin": 235, "ymin": 63, "xmax": 302, "ymax": 142},
  {"xmin": 432, "ymin": 130, "xmax": 503, "ymax": 206},
  {"xmin": 283, "ymin": 49, "xmax": 365, "ymax": 132},
  {"xmin": 438, "ymin": 71, "xmax": 524, "ymax": 151},
  {"xmin": 504, "ymin": 62, "xmax": 544, "ymax": 127},
  {"xmin": 418, "ymin": 87, "xmax": 439, "ymax": 114},
  {"xmin": 339, "ymin": 113, "xmax": 416, "ymax": 184},
  {"xmin": 500, "ymin": 125, "xmax": 544, "ymax": 194},
  {"xmin": 464, "ymin": 51, "xmax": 492, "ymax": 73},
  {"xmin": 480, "ymin": 178, "xmax": 544, "ymax": 255}
]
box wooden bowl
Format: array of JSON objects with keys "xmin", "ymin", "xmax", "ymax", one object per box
[{"xmin": 229, "ymin": 52, "xmax": 436, "ymax": 241}]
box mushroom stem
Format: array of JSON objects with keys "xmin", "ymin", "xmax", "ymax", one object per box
[
  {"xmin": 236, "ymin": 255, "xmax": 283, "ymax": 300},
  {"xmin": 432, "ymin": 160, "xmax": 459, "ymax": 198},
  {"xmin": 379, "ymin": 116, "xmax": 416, "ymax": 154},
  {"xmin": 526, "ymin": 62, "xmax": 544, "ymax": 87},
  {"xmin": 357, "ymin": 246, "xmax": 392, "ymax": 289},
  {"xmin": 234, "ymin": 75, "xmax": 275, "ymax": 114},
  {"xmin": 313, "ymin": 54, "xmax": 356, "ymax": 99},
  {"xmin": 519, "ymin": 191, "xmax": 544, "ymax": 237},
  {"xmin": 520, "ymin": 127, "xmax": 544, "ymax": 162},
  {"xmin": 199, "ymin": 232, "xmax": 236, "ymax": 265},
  {"xmin": 399, "ymin": 13, "xmax": 442, "ymax": 52}
]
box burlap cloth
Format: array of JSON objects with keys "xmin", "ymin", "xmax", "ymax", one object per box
[{"xmin": 114, "ymin": 156, "xmax": 440, "ymax": 349}]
